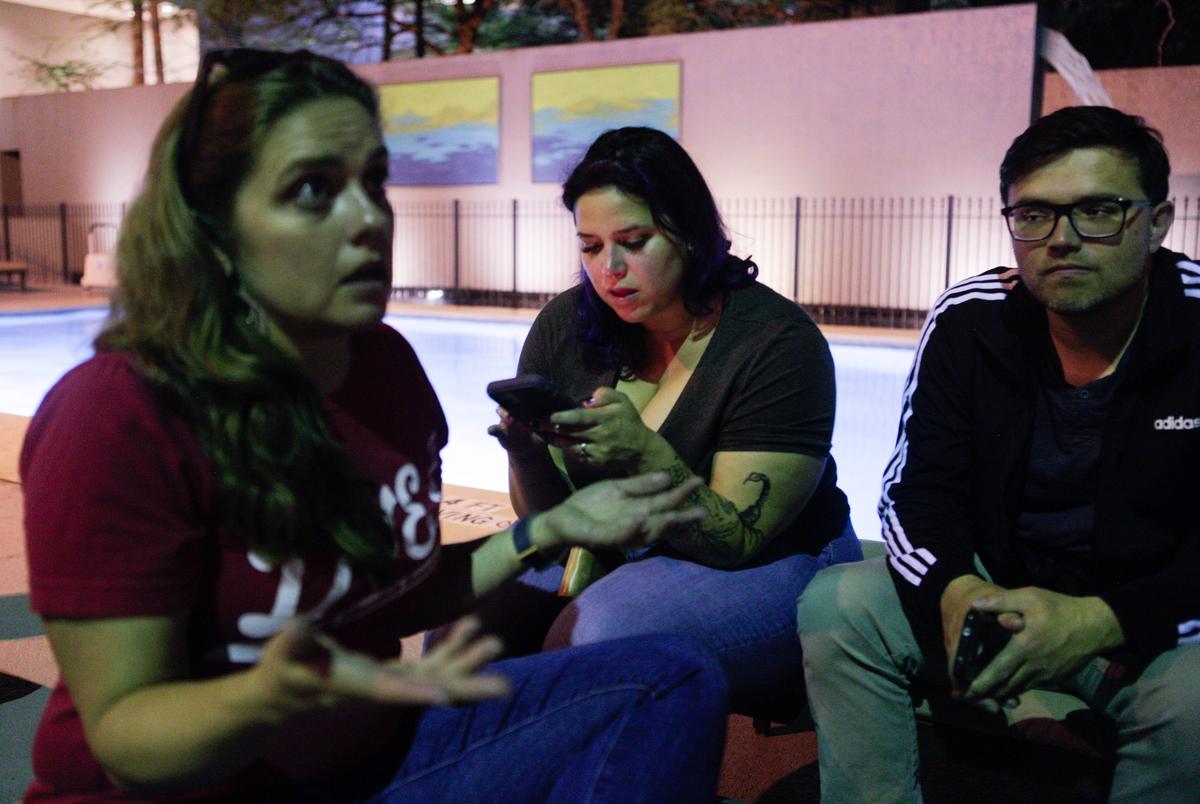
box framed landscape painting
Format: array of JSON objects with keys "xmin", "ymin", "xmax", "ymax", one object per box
[
  {"xmin": 380, "ymin": 76, "xmax": 500, "ymax": 185},
  {"xmin": 531, "ymin": 63, "xmax": 680, "ymax": 183}
]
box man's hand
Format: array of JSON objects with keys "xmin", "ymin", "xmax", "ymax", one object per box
[
  {"xmin": 940, "ymin": 575, "xmax": 1012, "ymax": 683},
  {"xmin": 963, "ymin": 588, "xmax": 1125, "ymax": 702}
]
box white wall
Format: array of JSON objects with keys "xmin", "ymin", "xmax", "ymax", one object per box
[
  {"xmin": 2, "ymin": 81, "xmax": 188, "ymax": 202},
  {"xmin": 1043, "ymin": 65, "xmax": 1200, "ymax": 198},
  {"xmin": 356, "ymin": 4, "xmax": 1039, "ymax": 202},
  {"xmin": 0, "ymin": 0, "xmax": 198, "ymax": 100},
  {"xmin": 8, "ymin": 5, "xmax": 1199, "ymax": 305},
  {"xmin": 2, "ymin": 4, "xmax": 1037, "ymax": 206},
  {"xmin": 355, "ymin": 4, "xmax": 1040, "ymax": 300}
]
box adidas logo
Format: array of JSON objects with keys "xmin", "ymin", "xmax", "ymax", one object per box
[{"xmin": 1154, "ymin": 416, "xmax": 1200, "ymax": 430}]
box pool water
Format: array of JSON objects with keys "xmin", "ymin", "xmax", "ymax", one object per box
[
  {"xmin": 1, "ymin": 309, "xmax": 106, "ymax": 416},
  {"xmin": 0, "ymin": 308, "xmax": 913, "ymax": 541}
]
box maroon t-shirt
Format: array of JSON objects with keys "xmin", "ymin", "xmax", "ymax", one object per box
[{"xmin": 21, "ymin": 324, "xmax": 446, "ymax": 801}]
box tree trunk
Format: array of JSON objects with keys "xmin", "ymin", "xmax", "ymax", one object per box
[
  {"xmin": 563, "ymin": 0, "xmax": 594, "ymax": 41},
  {"xmin": 610, "ymin": 0, "xmax": 624, "ymax": 38},
  {"xmin": 455, "ymin": 0, "xmax": 477, "ymax": 53},
  {"xmin": 131, "ymin": 1, "xmax": 145, "ymax": 86},
  {"xmin": 455, "ymin": 0, "xmax": 495, "ymax": 53},
  {"xmin": 415, "ymin": 0, "xmax": 426, "ymax": 57},
  {"xmin": 148, "ymin": 2, "xmax": 164, "ymax": 84},
  {"xmin": 380, "ymin": 0, "xmax": 396, "ymax": 60}
]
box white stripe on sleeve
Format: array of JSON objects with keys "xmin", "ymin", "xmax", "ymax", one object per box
[{"xmin": 878, "ymin": 270, "xmax": 1015, "ymax": 585}]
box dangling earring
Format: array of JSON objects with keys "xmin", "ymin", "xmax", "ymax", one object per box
[
  {"xmin": 217, "ymin": 249, "xmax": 267, "ymax": 333},
  {"xmin": 239, "ymin": 291, "xmax": 266, "ymax": 332},
  {"xmin": 215, "ymin": 248, "xmax": 235, "ymax": 280},
  {"xmin": 233, "ymin": 279, "xmax": 269, "ymax": 333}
]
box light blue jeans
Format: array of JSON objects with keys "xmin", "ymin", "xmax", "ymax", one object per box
[{"xmin": 463, "ymin": 521, "xmax": 862, "ymax": 701}]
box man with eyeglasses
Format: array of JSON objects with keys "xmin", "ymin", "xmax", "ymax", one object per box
[{"xmin": 797, "ymin": 106, "xmax": 1199, "ymax": 802}]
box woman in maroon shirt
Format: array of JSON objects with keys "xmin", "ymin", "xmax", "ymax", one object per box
[{"xmin": 22, "ymin": 49, "xmax": 726, "ymax": 802}]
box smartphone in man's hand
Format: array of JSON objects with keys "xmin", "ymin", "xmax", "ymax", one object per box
[{"xmin": 952, "ymin": 609, "xmax": 1012, "ymax": 692}]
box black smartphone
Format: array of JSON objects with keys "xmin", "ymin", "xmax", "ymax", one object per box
[
  {"xmin": 951, "ymin": 609, "xmax": 1011, "ymax": 691},
  {"xmin": 486, "ymin": 374, "xmax": 578, "ymax": 426}
]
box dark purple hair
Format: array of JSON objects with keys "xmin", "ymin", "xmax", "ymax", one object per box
[{"xmin": 562, "ymin": 127, "xmax": 757, "ymax": 376}]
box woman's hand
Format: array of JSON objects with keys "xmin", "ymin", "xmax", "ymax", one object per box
[
  {"xmin": 43, "ymin": 612, "xmax": 508, "ymax": 795},
  {"xmin": 254, "ymin": 616, "xmax": 510, "ymax": 717},
  {"xmin": 495, "ymin": 406, "xmax": 579, "ymax": 518},
  {"xmin": 487, "ymin": 408, "xmax": 547, "ymax": 461},
  {"xmin": 533, "ymin": 472, "xmax": 705, "ymax": 552},
  {"xmin": 256, "ymin": 616, "xmax": 511, "ymax": 781},
  {"xmin": 547, "ymin": 388, "xmax": 663, "ymax": 471}
]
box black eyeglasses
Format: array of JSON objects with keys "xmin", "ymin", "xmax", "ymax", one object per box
[
  {"xmin": 1000, "ymin": 198, "xmax": 1154, "ymax": 242},
  {"xmin": 176, "ymin": 48, "xmax": 314, "ymax": 204}
]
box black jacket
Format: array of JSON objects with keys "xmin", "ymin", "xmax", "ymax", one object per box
[{"xmin": 881, "ymin": 248, "xmax": 1200, "ymax": 663}]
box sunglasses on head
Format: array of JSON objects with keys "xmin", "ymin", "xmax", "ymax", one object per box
[{"xmin": 176, "ymin": 48, "xmax": 316, "ymax": 204}]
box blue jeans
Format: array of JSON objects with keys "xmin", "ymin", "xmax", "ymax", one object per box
[
  {"xmin": 363, "ymin": 635, "xmax": 727, "ymax": 802},
  {"xmin": 458, "ymin": 521, "xmax": 862, "ymax": 700}
]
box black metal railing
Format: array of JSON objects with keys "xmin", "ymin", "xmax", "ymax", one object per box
[
  {"xmin": 4, "ymin": 197, "xmax": 1198, "ymax": 327},
  {"xmin": 0, "ymin": 203, "xmax": 124, "ymax": 284},
  {"xmin": 394, "ymin": 194, "xmax": 1200, "ymax": 326}
]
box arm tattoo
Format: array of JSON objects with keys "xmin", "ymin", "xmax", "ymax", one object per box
[
  {"xmin": 740, "ymin": 472, "xmax": 770, "ymax": 526},
  {"xmin": 664, "ymin": 461, "xmax": 772, "ymax": 566}
]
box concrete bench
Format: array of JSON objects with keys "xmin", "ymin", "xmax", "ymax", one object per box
[{"xmin": 0, "ymin": 262, "xmax": 28, "ymax": 291}]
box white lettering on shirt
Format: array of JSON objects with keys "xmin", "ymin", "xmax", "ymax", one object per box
[
  {"xmin": 380, "ymin": 462, "xmax": 439, "ymax": 560},
  {"xmin": 226, "ymin": 551, "xmax": 352, "ymax": 664},
  {"xmin": 1153, "ymin": 416, "xmax": 1200, "ymax": 430}
]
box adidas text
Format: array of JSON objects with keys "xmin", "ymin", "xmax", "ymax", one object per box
[{"xmin": 1154, "ymin": 416, "xmax": 1200, "ymax": 430}]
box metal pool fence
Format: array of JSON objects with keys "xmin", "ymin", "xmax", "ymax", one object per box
[
  {"xmin": 4, "ymin": 196, "xmax": 1198, "ymax": 328},
  {"xmin": 1, "ymin": 203, "xmax": 124, "ymax": 284}
]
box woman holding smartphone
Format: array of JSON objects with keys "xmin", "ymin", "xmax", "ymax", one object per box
[
  {"xmin": 489, "ymin": 127, "xmax": 863, "ymax": 702},
  {"xmin": 21, "ymin": 52, "xmax": 727, "ymax": 801}
]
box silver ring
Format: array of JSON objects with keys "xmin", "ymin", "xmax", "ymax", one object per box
[{"xmin": 578, "ymin": 442, "xmax": 590, "ymax": 461}]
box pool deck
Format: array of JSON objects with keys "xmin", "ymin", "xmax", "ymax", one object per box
[
  {"xmin": 0, "ymin": 283, "xmax": 109, "ymax": 313},
  {"xmin": 0, "ymin": 282, "xmax": 921, "ymax": 345}
]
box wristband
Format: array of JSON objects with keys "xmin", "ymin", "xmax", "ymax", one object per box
[{"xmin": 512, "ymin": 515, "xmax": 558, "ymax": 569}]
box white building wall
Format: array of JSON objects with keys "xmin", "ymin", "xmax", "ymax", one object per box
[
  {"xmin": 3, "ymin": 5, "xmax": 1197, "ymax": 306},
  {"xmin": 1043, "ymin": 65, "xmax": 1200, "ymax": 198},
  {"xmin": 0, "ymin": 0, "xmax": 198, "ymax": 100},
  {"xmin": 3, "ymin": 4, "xmax": 1038, "ymax": 206},
  {"xmin": 356, "ymin": 3, "xmax": 1039, "ymax": 202}
]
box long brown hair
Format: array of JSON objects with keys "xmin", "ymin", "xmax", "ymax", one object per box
[{"xmin": 98, "ymin": 52, "xmax": 395, "ymax": 579}]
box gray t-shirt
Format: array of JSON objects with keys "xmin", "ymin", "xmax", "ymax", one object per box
[{"xmin": 518, "ymin": 281, "xmax": 850, "ymax": 555}]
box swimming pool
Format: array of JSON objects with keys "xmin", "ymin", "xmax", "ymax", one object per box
[{"xmin": 0, "ymin": 307, "xmax": 913, "ymax": 541}]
